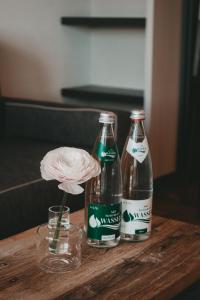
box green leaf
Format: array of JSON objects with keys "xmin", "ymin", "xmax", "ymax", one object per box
[
  {"xmin": 129, "ymin": 213, "xmax": 134, "ymax": 221},
  {"xmin": 123, "ymin": 210, "xmax": 130, "ymax": 222}
]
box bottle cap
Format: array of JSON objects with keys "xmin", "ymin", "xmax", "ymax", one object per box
[
  {"xmin": 130, "ymin": 110, "xmax": 145, "ymax": 120},
  {"xmin": 99, "ymin": 112, "xmax": 115, "ymax": 124}
]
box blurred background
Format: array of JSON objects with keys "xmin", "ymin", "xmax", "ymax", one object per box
[{"xmin": 0, "ymin": 0, "xmax": 199, "ymax": 224}]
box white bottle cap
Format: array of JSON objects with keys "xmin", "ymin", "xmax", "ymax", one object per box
[
  {"xmin": 130, "ymin": 110, "xmax": 145, "ymax": 120},
  {"xmin": 99, "ymin": 112, "xmax": 115, "ymax": 124}
]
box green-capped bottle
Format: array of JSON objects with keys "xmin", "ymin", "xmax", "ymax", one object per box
[
  {"xmin": 85, "ymin": 112, "xmax": 122, "ymax": 248},
  {"xmin": 120, "ymin": 110, "xmax": 153, "ymax": 241}
]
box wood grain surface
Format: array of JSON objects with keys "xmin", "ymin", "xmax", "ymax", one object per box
[{"xmin": 0, "ymin": 210, "xmax": 200, "ymax": 300}]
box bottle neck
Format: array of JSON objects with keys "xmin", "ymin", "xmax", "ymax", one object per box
[
  {"xmin": 99, "ymin": 122, "xmax": 115, "ymax": 144},
  {"xmin": 129, "ymin": 119, "xmax": 146, "ymax": 143},
  {"xmin": 94, "ymin": 122, "xmax": 119, "ymax": 163}
]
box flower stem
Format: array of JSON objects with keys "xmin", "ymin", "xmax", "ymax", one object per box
[{"xmin": 49, "ymin": 192, "xmax": 68, "ymax": 253}]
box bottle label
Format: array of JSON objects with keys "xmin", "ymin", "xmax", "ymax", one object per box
[
  {"xmin": 121, "ymin": 198, "xmax": 152, "ymax": 235},
  {"xmin": 87, "ymin": 203, "xmax": 121, "ymax": 241},
  {"xmin": 126, "ymin": 137, "xmax": 149, "ymax": 163},
  {"xmin": 96, "ymin": 142, "xmax": 117, "ymax": 163}
]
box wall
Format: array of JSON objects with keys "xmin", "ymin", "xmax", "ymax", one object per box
[
  {"xmin": 0, "ymin": 0, "xmax": 90, "ymax": 102},
  {"xmin": 0, "ymin": 0, "xmax": 146, "ymax": 101},
  {"xmin": 91, "ymin": 0, "xmax": 146, "ymax": 17},
  {"xmin": 145, "ymin": 0, "xmax": 182, "ymax": 177},
  {"xmin": 0, "ymin": 0, "xmax": 182, "ymax": 178},
  {"xmin": 90, "ymin": 0, "xmax": 146, "ymax": 89}
]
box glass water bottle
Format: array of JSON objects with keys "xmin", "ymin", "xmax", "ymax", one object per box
[
  {"xmin": 120, "ymin": 110, "xmax": 153, "ymax": 241},
  {"xmin": 85, "ymin": 112, "xmax": 122, "ymax": 248}
]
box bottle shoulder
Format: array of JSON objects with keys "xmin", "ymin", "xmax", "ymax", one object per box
[{"xmin": 121, "ymin": 151, "xmax": 152, "ymax": 167}]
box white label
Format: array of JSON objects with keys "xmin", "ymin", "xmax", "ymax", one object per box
[
  {"xmin": 126, "ymin": 137, "xmax": 149, "ymax": 163},
  {"xmin": 101, "ymin": 234, "xmax": 115, "ymax": 241},
  {"xmin": 121, "ymin": 198, "xmax": 152, "ymax": 235}
]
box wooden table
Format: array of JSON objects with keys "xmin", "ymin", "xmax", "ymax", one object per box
[{"xmin": 0, "ymin": 210, "xmax": 200, "ymax": 300}]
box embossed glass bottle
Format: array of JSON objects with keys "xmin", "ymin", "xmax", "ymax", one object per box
[
  {"xmin": 85, "ymin": 112, "xmax": 122, "ymax": 248},
  {"xmin": 120, "ymin": 110, "xmax": 153, "ymax": 241}
]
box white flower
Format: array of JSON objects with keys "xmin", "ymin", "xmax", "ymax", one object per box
[{"xmin": 40, "ymin": 147, "xmax": 100, "ymax": 194}]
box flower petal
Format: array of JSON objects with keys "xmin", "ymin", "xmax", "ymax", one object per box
[
  {"xmin": 40, "ymin": 147, "xmax": 101, "ymax": 195},
  {"xmin": 58, "ymin": 182, "xmax": 84, "ymax": 195}
]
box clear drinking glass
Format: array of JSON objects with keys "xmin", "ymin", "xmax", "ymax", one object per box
[
  {"xmin": 36, "ymin": 206, "xmax": 82, "ymax": 273},
  {"xmin": 48, "ymin": 205, "xmax": 70, "ymax": 230}
]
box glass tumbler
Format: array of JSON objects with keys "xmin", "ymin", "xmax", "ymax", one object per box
[{"xmin": 36, "ymin": 206, "xmax": 82, "ymax": 273}]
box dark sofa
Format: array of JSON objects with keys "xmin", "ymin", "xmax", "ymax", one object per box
[{"xmin": 0, "ymin": 97, "xmax": 130, "ymax": 239}]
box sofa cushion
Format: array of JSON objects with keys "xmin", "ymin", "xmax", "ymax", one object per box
[
  {"xmin": 0, "ymin": 97, "xmax": 130, "ymax": 239},
  {"xmin": 0, "ymin": 138, "xmax": 86, "ymax": 239},
  {"xmin": 0, "ymin": 138, "xmax": 59, "ymax": 190},
  {"xmin": 4, "ymin": 99, "xmax": 100, "ymax": 148},
  {"xmin": 0, "ymin": 99, "xmax": 103, "ymax": 239},
  {"xmin": 2, "ymin": 97, "xmax": 130, "ymax": 154}
]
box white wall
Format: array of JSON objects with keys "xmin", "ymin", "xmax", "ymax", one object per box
[
  {"xmin": 0, "ymin": 0, "xmax": 90, "ymax": 102},
  {"xmin": 0, "ymin": 0, "xmax": 146, "ymax": 101},
  {"xmin": 91, "ymin": 0, "xmax": 146, "ymax": 17},
  {"xmin": 90, "ymin": 29, "xmax": 145, "ymax": 89},
  {"xmin": 0, "ymin": 0, "xmax": 182, "ymax": 178},
  {"xmin": 90, "ymin": 0, "xmax": 146, "ymax": 89}
]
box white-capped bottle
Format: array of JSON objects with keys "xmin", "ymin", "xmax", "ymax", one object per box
[
  {"xmin": 85, "ymin": 112, "xmax": 122, "ymax": 248},
  {"xmin": 120, "ymin": 110, "xmax": 153, "ymax": 241}
]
